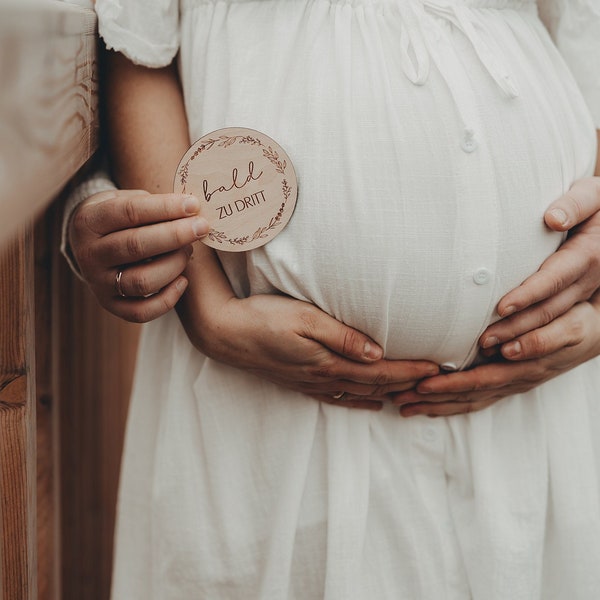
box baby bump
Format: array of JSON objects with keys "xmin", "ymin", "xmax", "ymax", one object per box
[{"xmin": 185, "ymin": 2, "xmax": 597, "ymax": 365}]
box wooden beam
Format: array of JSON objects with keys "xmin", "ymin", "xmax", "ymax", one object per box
[{"xmin": 0, "ymin": 226, "xmax": 37, "ymax": 600}]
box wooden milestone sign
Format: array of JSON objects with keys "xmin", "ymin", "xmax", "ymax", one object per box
[{"xmin": 174, "ymin": 127, "xmax": 298, "ymax": 251}]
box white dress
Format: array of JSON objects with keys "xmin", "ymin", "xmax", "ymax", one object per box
[{"xmin": 97, "ymin": 0, "xmax": 600, "ymax": 598}]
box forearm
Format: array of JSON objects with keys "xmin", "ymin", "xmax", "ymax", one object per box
[
  {"xmin": 105, "ymin": 50, "xmax": 236, "ymax": 330},
  {"xmin": 105, "ymin": 51, "xmax": 189, "ymax": 190}
]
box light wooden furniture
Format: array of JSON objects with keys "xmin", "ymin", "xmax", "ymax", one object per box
[{"xmin": 0, "ymin": 2, "xmax": 138, "ymax": 599}]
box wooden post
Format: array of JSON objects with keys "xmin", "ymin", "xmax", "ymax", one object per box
[
  {"xmin": 0, "ymin": 2, "xmax": 101, "ymax": 598},
  {"xmin": 0, "ymin": 226, "xmax": 37, "ymax": 600}
]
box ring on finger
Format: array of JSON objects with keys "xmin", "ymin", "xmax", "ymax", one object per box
[{"xmin": 115, "ymin": 269, "xmax": 127, "ymax": 298}]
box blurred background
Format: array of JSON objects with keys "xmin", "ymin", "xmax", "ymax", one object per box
[{"xmin": 0, "ymin": 1, "xmax": 138, "ymax": 598}]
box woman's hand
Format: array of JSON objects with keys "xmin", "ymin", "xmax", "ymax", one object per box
[
  {"xmin": 392, "ymin": 292, "xmax": 600, "ymax": 417},
  {"xmin": 182, "ymin": 292, "xmax": 440, "ymax": 411},
  {"xmin": 479, "ymin": 177, "xmax": 600, "ymax": 360},
  {"xmin": 69, "ymin": 189, "xmax": 209, "ymax": 322}
]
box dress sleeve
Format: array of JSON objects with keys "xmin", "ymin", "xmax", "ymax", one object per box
[
  {"xmin": 538, "ymin": 0, "xmax": 600, "ymax": 128},
  {"xmin": 95, "ymin": 0, "xmax": 179, "ymax": 68}
]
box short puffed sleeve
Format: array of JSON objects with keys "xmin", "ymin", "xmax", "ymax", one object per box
[
  {"xmin": 95, "ymin": 0, "xmax": 179, "ymax": 68},
  {"xmin": 538, "ymin": 0, "xmax": 600, "ymax": 128}
]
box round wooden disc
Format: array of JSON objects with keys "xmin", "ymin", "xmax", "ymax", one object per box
[{"xmin": 174, "ymin": 127, "xmax": 298, "ymax": 251}]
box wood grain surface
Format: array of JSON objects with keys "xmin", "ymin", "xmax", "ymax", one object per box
[
  {"xmin": 0, "ymin": 227, "xmax": 37, "ymax": 600},
  {"xmin": 0, "ymin": 2, "xmax": 101, "ymax": 599}
]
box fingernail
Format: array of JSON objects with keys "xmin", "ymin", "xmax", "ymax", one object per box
[
  {"xmin": 503, "ymin": 341, "xmax": 521, "ymax": 358},
  {"xmin": 192, "ymin": 218, "xmax": 209, "ymax": 238},
  {"xmin": 500, "ymin": 305, "xmax": 516, "ymax": 317},
  {"xmin": 400, "ymin": 406, "xmax": 418, "ymax": 417},
  {"xmin": 183, "ymin": 195, "xmax": 200, "ymax": 214},
  {"xmin": 481, "ymin": 335, "xmax": 499, "ymax": 349},
  {"xmin": 175, "ymin": 277, "xmax": 188, "ymax": 292},
  {"xmin": 363, "ymin": 341, "xmax": 383, "ymax": 360},
  {"xmin": 548, "ymin": 208, "xmax": 569, "ymax": 227}
]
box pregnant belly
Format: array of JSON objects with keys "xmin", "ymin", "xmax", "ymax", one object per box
[
  {"xmin": 240, "ymin": 166, "xmax": 564, "ymax": 366},
  {"xmin": 207, "ymin": 9, "xmax": 597, "ymax": 367},
  {"xmin": 224, "ymin": 111, "xmax": 594, "ymax": 366}
]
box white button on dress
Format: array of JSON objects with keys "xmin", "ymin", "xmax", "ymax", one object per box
[{"xmin": 472, "ymin": 267, "xmax": 492, "ymax": 285}]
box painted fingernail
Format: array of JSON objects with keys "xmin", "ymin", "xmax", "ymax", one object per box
[
  {"xmin": 481, "ymin": 335, "xmax": 499, "ymax": 349},
  {"xmin": 503, "ymin": 341, "xmax": 521, "ymax": 358},
  {"xmin": 183, "ymin": 195, "xmax": 200, "ymax": 214},
  {"xmin": 548, "ymin": 208, "xmax": 569, "ymax": 227},
  {"xmin": 363, "ymin": 341, "xmax": 383, "ymax": 360},
  {"xmin": 175, "ymin": 277, "xmax": 188, "ymax": 292},
  {"xmin": 192, "ymin": 218, "xmax": 209, "ymax": 238}
]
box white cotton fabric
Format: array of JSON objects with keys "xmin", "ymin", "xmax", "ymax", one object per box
[{"xmin": 96, "ymin": 0, "xmax": 600, "ymax": 598}]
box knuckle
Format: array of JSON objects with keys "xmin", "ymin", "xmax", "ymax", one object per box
[
  {"xmin": 123, "ymin": 198, "xmax": 139, "ymax": 227},
  {"xmin": 340, "ymin": 328, "xmax": 361, "ymax": 356},
  {"xmin": 298, "ymin": 306, "xmax": 320, "ymax": 335},
  {"xmin": 537, "ymin": 305, "xmax": 557, "ymax": 328},
  {"xmin": 130, "ymin": 273, "xmax": 152, "ymax": 297},
  {"xmin": 71, "ymin": 205, "xmax": 91, "ymax": 235},
  {"xmin": 526, "ymin": 332, "xmax": 550, "ymax": 357},
  {"xmin": 564, "ymin": 190, "xmax": 587, "ymax": 223},
  {"xmin": 545, "ymin": 271, "xmax": 564, "ymax": 297},
  {"xmin": 567, "ymin": 316, "xmax": 586, "ymax": 345},
  {"xmin": 369, "ymin": 370, "xmax": 392, "ymax": 387},
  {"xmin": 125, "ymin": 233, "xmax": 145, "ymax": 260},
  {"xmin": 309, "ymin": 357, "xmax": 336, "ymax": 380},
  {"xmin": 587, "ymin": 251, "xmax": 600, "ymax": 276}
]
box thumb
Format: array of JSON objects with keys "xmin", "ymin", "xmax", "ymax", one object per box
[
  {"xmin": 545, "ymin": 177, "xmax": 600, "ymax": 231},
  {"xmin": 302, "ymin": 308, "xmax": 383, "ymax": 363}
]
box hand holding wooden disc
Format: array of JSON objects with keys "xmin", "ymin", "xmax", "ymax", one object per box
[{"xmin": 174, "ymin": 127, "xmax": 298, "ymax": 251}]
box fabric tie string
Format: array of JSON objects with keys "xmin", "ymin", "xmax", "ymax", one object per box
[{"xmin": 399, "ymin": 0, "xmax": 520, "ymax": 99}]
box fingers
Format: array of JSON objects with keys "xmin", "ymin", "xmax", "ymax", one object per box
[
  {"xmin": 78, "ymin": 191, "xmax": 204, "ymax": 235},
  {"xmin": 91, "ymin": 217, "xmax": 207, "ymax": 267},
  {"xmin": 499, "ymin": 303, "xmax": 589, "ymax": 361},
  {"xmin": 412, "ymin": 361, "xmax": 545, "ymax": 395},
  {"xmin": 317, "ymin": 394, "xmax": 384, "ymax": 411},
  {"xmin": 483, "ymin": 268, "xmax": 589, "ymax": 347},
  {"xmin": 298, "ymin": 306, "xmax": 384, "ymax": 363},
  {"xmin": 109, "ymin": 248, "xmax": 192, "ymax": 298},
  {"xmin": 67, "ymin": 190, "xmax": 210, "ymax": 323},
  {"xmin": 399, "ymin": 398, "xmax": 498, "ymax": 418},
  {"xmin": 98, "ymin": 276, "xmax": 189, "ymax": 323},
  {"xmin": 319, "ymin": 355, "xmax": 439, "ymax": 388},
  {"xmin": 544, "ymin": 177, "xmax": 600, "ymax": 231},
  {"xmin": 493, "ymin": 247, "xmax": 584, "ymax": 320},
  {"xmin": 295, "ymin": 375, "xmax": 427, "ymax": 398}
]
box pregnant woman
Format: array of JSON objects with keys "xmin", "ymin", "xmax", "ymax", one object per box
[{"xmin": 83, "ymin": 0, "xmax": 600, "ymax": 598}]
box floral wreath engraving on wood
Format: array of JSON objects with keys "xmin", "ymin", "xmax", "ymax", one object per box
[{"xmin": 176, "ymin": 129, "xmax": 297, "ymax": 250}]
